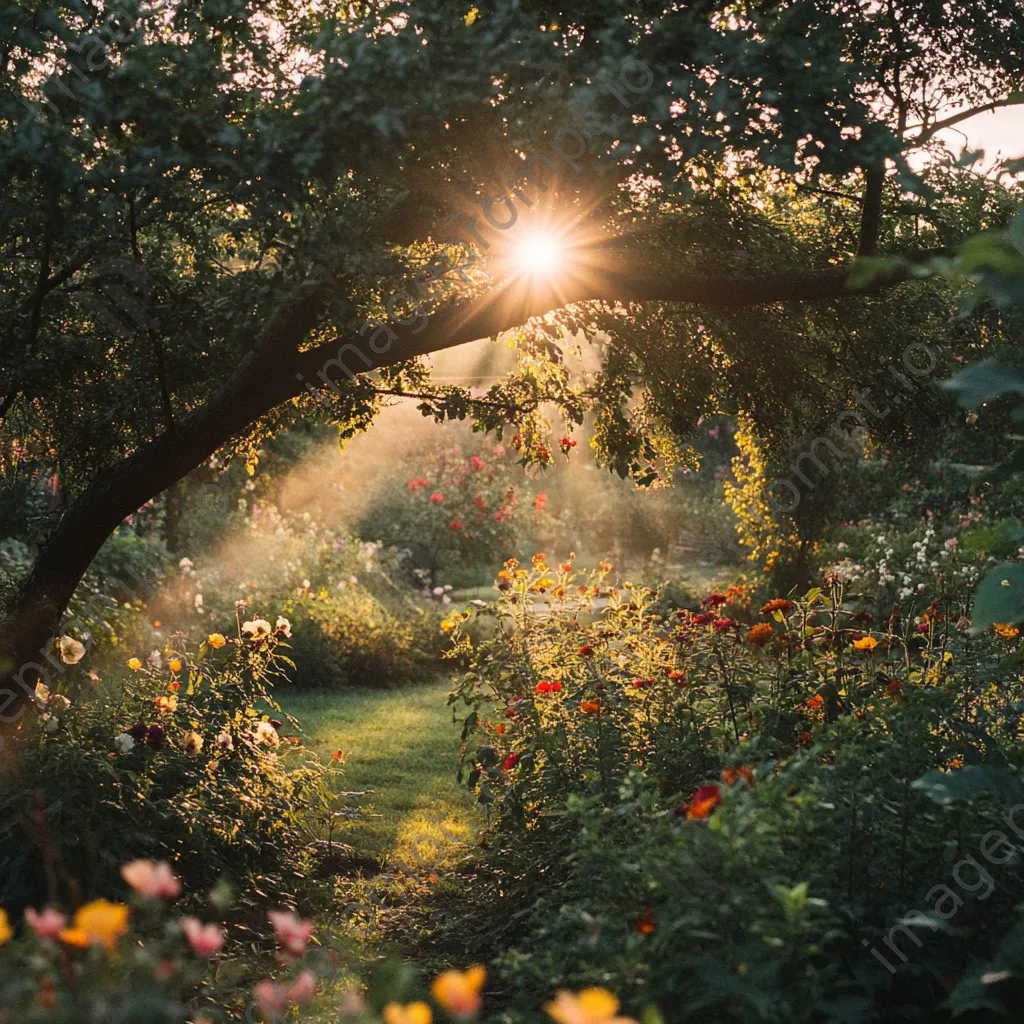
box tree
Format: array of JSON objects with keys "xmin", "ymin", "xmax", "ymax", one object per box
[{"xmin": 1, "ymin": 0, "xmax": 1023, "ymax": 737}]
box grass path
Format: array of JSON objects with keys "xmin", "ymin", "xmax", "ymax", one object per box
[{"xmin": 281, "ymin": 679, "xmax": 480, "ymax": 874}]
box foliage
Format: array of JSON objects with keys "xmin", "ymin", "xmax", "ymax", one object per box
[
  {"xmin": 358, "ymin": 442, "xmax": 550, "ymax": 588},
  {"xmin": 0, "ymin": 626, "xmax": 333, "ymax": 917},
  {"xmin": 438, "ymin": 554, "xmax": 1024, "ymax": 1020}
]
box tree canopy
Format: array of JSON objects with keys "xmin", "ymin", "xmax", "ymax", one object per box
[{"xmin": 2, "ymin": 0, "xmax": 1024, "ymax": 719}]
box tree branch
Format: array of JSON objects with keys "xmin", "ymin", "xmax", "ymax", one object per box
[{"xmin": 906, "ymin": 95, "xmax": 1024, "ymax": 147}]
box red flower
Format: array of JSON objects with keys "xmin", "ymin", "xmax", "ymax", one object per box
[
  {"xmin": 713, "ymin": 618, "xmax": 736, "ymax": 632},
  {"xmin": 678, "ymin": 784, "xmax": 721, "ymax": 820},
  {"xmin": 578, "ymin": 645, "xmax": 594, "ymax": 657},
  {"xmin": 559, "ymin": 435, "xmax": 578, "ymax": 453},
  {"xmin": 469, "ymin": 456, "xmax": 485, "ymax": 471},
  {"xmin": 915, "ymin": 622, "xmax": 929, "ymax": 634},
  {"xmin": 408, "ymin": 477, "xmax": 429, "ymax": 491},
  {"xmin": 449, "ymin": 519, "xmax": 463, "ymax": 531},
  {"xmin": 430, "ymin": 492, "xmax": 445, "ymax": 504},
  {"xmin": 797, "ymin": 730, "xmax": 813, "ymax": 746},
  {"xmin": 692, "ymin": 612, "xmax": 714, "ymax": 625},
  {"xmin": 885, "ymin": 680, "xmax": 903, "ymax": 698},
  {"xmin": 721, "ymin": 765, "xmax": 755, "ymax": 788},
  {"xmin": 332, "ymin": 750, "xmax": 343, "ymax": 761},
  {"xmin": 703, "ymin": 593, "xmax": 728, "ymax": 608},
  {"xmin": 502, "ymin": 753, "xmax": 520, "ymax": 771},
  {"xmin": 474, "ymin": 493, "xmax": 485, "ymax": 510},
  {"xmin": 168, "ymin": 681, "xmax": 181, "ymax": 692},
  {"xmin": 534, "ymin": 680, "xmax": 563, "ymax": 694},
  {"xmin": 805, "ymin": 694, "xmax": 824, "ymax": 709},
  {"xmin": 631, "ymin": 678, "xmax": 653, "ymax": 689}
]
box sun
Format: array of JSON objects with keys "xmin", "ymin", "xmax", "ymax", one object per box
[{"xmin": 514, "ymin": 233, "xmax": 563, "ymax": 276}]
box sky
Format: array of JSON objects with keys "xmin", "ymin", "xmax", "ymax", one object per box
[{"xmin": 942, "ymin": 105, "xmax": 1024, "ymax": 167}]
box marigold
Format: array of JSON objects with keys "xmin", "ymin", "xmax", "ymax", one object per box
[
  {"xmin": 60, "ymin": 899, "xmax": 129, "ymax": 951},
  {"xmin": 544, "ymin": 987, "xmax": 636, "ymax": 1024},
  {"xmin": 806, "ymin": 694, "xmax": 824, "ymax": 710},
  {"xmin": 168, "ymin": 658, "xmax": 182, "ymax": 673},
  {"xmin": 994, "ymin": 623, "xmax": 1020, "ymax": 639},
  {"xmin": 207, "ymin": 633, "xmax": 227, "ymax": 649},
  {"xmin": 746, "ymin": 623, "xmax": 774, "ymax": 647},
  {"xmin": 852, "ymin": 636, "xmax": 880, "ymax": 651},
  {"xmin": 431, "ymin": 965, "xmax": 486, "ymax": 1017},
  {"xmin": 127, "ymin": 657, "xmax": 142, "ymax": 671},
  {"xmin": 761, "ymin": 599, "xmax": 794, "ymax": 616}
]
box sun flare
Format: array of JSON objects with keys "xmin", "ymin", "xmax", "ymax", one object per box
[{"xmin": 514, "ymin": 233, "xmax": 563, "ymax": 276}]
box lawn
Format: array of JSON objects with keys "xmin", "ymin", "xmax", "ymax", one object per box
[{"xmin": 280, "ymin": 678, "xmax": 481, "ymax": 874}]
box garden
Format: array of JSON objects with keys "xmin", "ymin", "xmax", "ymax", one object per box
[{"xmin": 3, "ymin": 1, "xmax": 1024, "ymax": 1021}]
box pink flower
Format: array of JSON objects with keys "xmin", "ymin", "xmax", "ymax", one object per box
[
  {"xmin": 430, "ymin": 492, "xmax": 445, "ymax": 504},
  {"xmin": 24, "ymin": 906, "xmax": 66, "ymax": 940},
  {"xmin": 254, "ymin": 971, "xmax": 318, "ymax": 1018},
  {"xmin": 915, "ymin": 622, "xmax": 929, "ymax": 634},
  {"xmin": 469, "ymin": 456, "xmax": 485, "ymax": 471},
  {"xmin": 121, "ymin": 859, "xmax": 181, "ymax": 900},
  {"xmin": 945, "ymin": 537, "xmax": 958, "ymax": 550},
  {"xmin": 268, "ymin": 910, "xmax": 315, "ymax": 956},
  {"xmin": 180, "ymin": 917, "xmax": 225, "ymax": 958}
]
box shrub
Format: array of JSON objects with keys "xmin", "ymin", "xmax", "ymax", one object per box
[
  {"xmin": 439, "ymin": 554, "xmax": 1024, "ymax": 1021},
  {"xmin": 0, "ymin": 623, "xmax": 332, "ymax": 917}
]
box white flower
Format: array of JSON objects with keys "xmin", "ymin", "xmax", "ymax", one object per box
[
  {"xmin": 216, "ymin": 731, "xmax": 234, "ymax": 751},
  {"xmin": 253, "ymin": 721, "xmax": 280, "ymax": 747},
  {"xmin": 43, "ymin": 715, "xmax": 59, "ymax": 734},
  {"xmin": 241, "ymin": 618, "xmax": 272, "ymax": 639},
  {"xmin": 442, "ymin": 595, "xmax": 451, "ymax": 604},
  {"xmin": 301, "ymin": 579, "xmax": 310, "ymax": 589},
  {"xmin": 444, "ymin": 584, "xmax": 453, "ymax": 591},
  {"xmin": 149, "ymin": 649, "xmax": 163, "ymax": 669},
  {"xmin": 837, "ymin": 542, "xmax": 848, "ymax": 552},
  {"xmin": 183, "ymin": 730, "xmax": 204, "ymax": 754},
  {"xmin": 58, "ymin": 635, "xmax": 86, "ymax": 665},
  {"xmin": 115, "ymin": 732, "xmax": 136, "ymax": 753},
  {"xmin": 194, "ymin": 593, "xmax": 204, "ymax": 609},
  {"xmin": 275, "ymin": 616, "xmax": 292, "ymax": 638},
  {"xmin": 179, "ymin": 557, "xmax": 194, "ymax": 571}
]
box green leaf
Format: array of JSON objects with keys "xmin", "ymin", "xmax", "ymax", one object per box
[
  {"xmin": 942, "ymin": 360, "xmax": 1024, "ymax": 408},
  {"xmin": 912, "ymin": 765, "xmax": 1024, "ymax": 805},
  {"xmin": 971, "ymin": 563, "xmax": 1024, "ymax": 632}
]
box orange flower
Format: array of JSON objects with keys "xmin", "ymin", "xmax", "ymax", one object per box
[
  {"xmin": 761, "ymin": 599, "xmax": 794, "ymax": 616},
  {"xmin": 746, "ymin": 623, "xmax": 774, "ymax": 647},
  {"xmin": 579, "ymin": 700, "xmax": 601, "ymax": 715},
  {"xmin": 852, "ymin": 636, "xmax": 880, "ymax": 651},
  {"xmin": 994, "ymin": 623, "xmax": 1020, "ymax": 639},
  {"xmin": 431, "ymin": 965, "xmax": 486, "ymax": 1017},
  {"xmin": 168, "ymin": 658, "xmax": 182, "ymax": 673},
  {"xmin": 806, "ymin": 694, "xmax": 824, "ymax": 710},
  {"xmin": 493, "ymin": 723, "xmax": 506, "ymax": 735},
  {"xmin": 721, "ymin": 766, "xmax": 755, "ymax": 788},
  {"xmin": 634, "ymin": 909, "xmax": 656, "ymax": 935},
  {"xmin": 59, "ymin": 899, "xmax": 129, "ymax": 951},
  {"xmin": 168, "ymin": 681, "xmax": 180, "ymax": 692},
  {"xmin": 679, "ymin": 784, "xmax": 721, "ymax": 820},
  {"xmin": 154, "ymin": 695, "xmax": 178, "ymax": 714},
  {"xmin": 545, "ymin": 988, "xmax": 636, "ymax": 1024}
]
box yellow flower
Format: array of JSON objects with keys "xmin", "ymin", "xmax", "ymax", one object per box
[
  {"xmin": 383, "ymin": 1002, "xmax": 432, "ymax": 1024},
  {"xmin": 994, "ymin": 623, "xmax": 1020, "ymax": 639},
  {"xmin": 168, "ymin": 658, "xmax": 182, "ymax": 673},
  {"xmin": 0, "ymin": 908, "xmax": 12, "ymax": 944},
  {"xmin": 432, "ymin": 965, "xmax": 486, "ymax": 1017},
  {"xmin": 59, "ymin": 899, "xmax": 129, "ymax": 951},
  {"xmin": 127, "ymin": 657, "xmax": 143, "ymax": 671},
  {"xmin": 464, "ymin": 6, "xmax": 479, "ymax": 26},
  {"xmin": 852, "ymin": 636, "xmax": 880, "ymax": 651},
  {"xmin": 208, "ymin": 633, "xmax": 227, "ymax": 649},
  {"xmin": 545, "ymin": 988, "xmax": 636, "ymax": 1024},
  {"xmin": 154, "ymin": 695, "xmax": 178, "ymax": 714}
]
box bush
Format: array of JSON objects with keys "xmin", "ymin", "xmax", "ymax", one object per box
[
  {"xmin": 438, "ymin": 554, "xmax": 1024, "ymax": 1021},
  {"xmin": 0, "ymin": 623, "xmax": 332, "ymax": 917}
]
